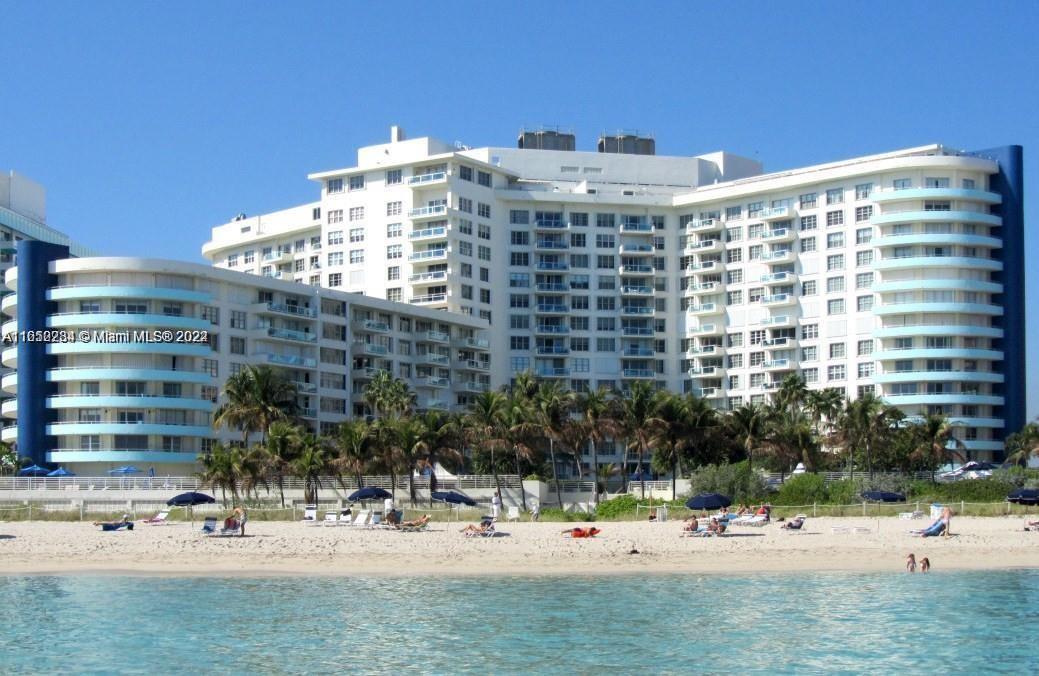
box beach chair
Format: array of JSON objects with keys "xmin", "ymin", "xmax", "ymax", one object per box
[
  {"xmin": 143, "ymin": 510, "xmax": 170, "ymax": 525},
  {"xmin": 368, "ymin": 513, "xmax": 383, "ymax": 529},
  {"xmin": 322, "ymin": 510, "xmax": 339, "ymax": 526},
  {"xmin": 219, "ymin": 515, "xmax": 246, "ymax": 537},
  {"xmin": 200, "ymin": 517, "xmax": 217, "ymax": 535},
  {"xmin": 301, "ymin": 504, "xmax": 319, "ymax": 525},
  {"xmin": 506, "ymin": 505, "xmax": 520, "ymax": 522},
  {"xmin": 338, "ymin": 510, "xmax": 353, "ymax": 525},
  {"xmin": 349, "ymin": 509, "xmax": 370, "ymax": 527},
  {"xmin": 899, "ymin": 511, "xmax": 925, "ymax": 520},
  {"xmin": 731, "ymin": 515, "xmax": 768, "ymax": 527},
  {"xmin": 398, "ymin": 518, "xmax": 430, "ymax": 533},
  {"xmin": 477, "ymin": 520, "xmax": 497, "ymax": 538}
]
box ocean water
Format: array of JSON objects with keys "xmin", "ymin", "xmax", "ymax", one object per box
[{"xmin": 1, "ymin": 571, "xmax": 1037, "ymax": 674}]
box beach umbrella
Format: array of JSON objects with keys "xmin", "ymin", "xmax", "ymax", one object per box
[
  {"xmin": 167, "ymin": 492, "xmax": 216, "ymax": 526},
  {"xmin": 46, "ymin": 467, "xmax": 75, "ymax": 477},
  {"xmin": 861, "ymin": 491, "xmax": 905, "ymax": 503},
  {"xmin": 686, "ymin": 493, "xmax": 731, "ymax": 511},
  {"xmin": 1007, "ymin": 488, "xmax": 1039, "ymax": 506},
  {"xmin": 18, "ymin": 464, "xmax": 50, "ymax": 477},
  {"xmin": 108, "ymin": 466, "xmax": 142, "ymax": 475},
  {"xmin": 348, "ymin": 486, "xmax": 392, "ymax": 502},
  {"xmin": 431, "ymin": 490, "xmax": 477, "ymax": 506}
]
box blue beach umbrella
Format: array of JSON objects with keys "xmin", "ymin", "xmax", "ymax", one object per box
[
  {"xmin": 861, "ymin": 491, "xmax": 905, "ymax": 503},
  {"xmin": 167, "ymin": 492, "xmax": 216, "ymax": 526},
  {"xmin": 1007, "ymin": 488, "xmax": 1039, "ymax": 506},
  {"xmin": 348, "ymin": 486, "xmax": 392, "ymax": 502},
  {"xmin": 46, "ymin": 467, "xmax": 75, "ymax": 477},
  {"xmin": 18, "ymin": 465, "xmax": 50, "ymax": 477},
  {"xmin": 431, "ymin": 490, "xmax": 477, "ymax": 506},
  {"xmin": 686, "ymin": 493, "xmax": 731, "ymax": 511}
]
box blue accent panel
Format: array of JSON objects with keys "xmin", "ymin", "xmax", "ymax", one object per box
[
  {"xmin": 967, "ymin": 146, "xmax": 1025, "ymax": 444},
  {"xmin": 15, "ymin": 241, "xmax": 69, "ymax": 467},
  {"xmin": 47, "ymin": 450, "xmax": 199, "ymax": 464}
]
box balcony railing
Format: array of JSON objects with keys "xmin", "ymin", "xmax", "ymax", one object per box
[
  {"xmin": 260, "ymin": 302, "xmax": 317, "ymax": 318},
  {"xmin": 408, "ymin": 205, "xmax": 448, "ymax": 218},
  {"xmin": 409, "ymin": 248, "xmax": 448, "ymax": 261},
  {"xmin": 410, "ymin": 293, "xmax": 447, "ymax": 304},
  {"xmin": 407, "ymin": 171, "xmax": 448, "ymax": 186},
  {"xmin": 408, "ymin": 271, "xmax": 448, "ymax": 284},
  {"xmin": 409, "ymin": 226, "xmax": 447, "ymax": 240}
]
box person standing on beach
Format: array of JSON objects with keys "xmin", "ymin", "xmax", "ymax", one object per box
[
  {"xmin": 491, "ymin": 490, "xmax": 502, "ymax": 520},
  {"xmin": 906, "ymin": 553, "xmax": 917, "ymax": 572},
  {"xmin": 920, "ymin": 557, "xmax": 930, "ymax": 573}
]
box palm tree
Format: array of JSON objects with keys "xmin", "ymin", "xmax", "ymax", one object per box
[
  {"xmin": 501, "ymin": 395, "xmax": 537, "ymax": 510},
  {"xmin": 213, "ymin": 371, "xmax": 261, "ymax": 444},
  {"xmin": 532, "ymin": 380, "xmax": 575, "ymax": 508},
  {"xmin": 832, "ymin": 393, "xmax": 904, "ymax": 478},
  {"xmin": 617, "ymin": 380, "xmax": 663, "ymax": 497},
  {"xmin": 909, "ymin": 414, "xmax": 965, "ymax": 476},
  {"xmin": 649, "ymin": 393, "xmax": 690, "ymax": 501},
  {"xmin": 332, "ymin": 418, "xmax": 371, "ymax": 492},
  {"xmin": 414, "ymin": 410, "xmax": 463, "ymax": 504},
  {"xmin": 393, "ymin": 417, "xmax": 428, "ymax": 505},
  {"xmin": 291, "ymin": 433, "xmax": 328, "ymax": 504},
  {"xmin": 726, "ymin": 403, "xmax": 768, "ymax": 471},
  {"xmin": 574, "ymin": 387, "xmax": 617, "ymax": 504},
  {"xmin": 265, "ymin": 420, "xmax": 301, "ymax": 507},
  {"xmin": 198, "ymin": 443, "xmax": 241, "ymax": 506},
  {"xmin": 1004, "ymin": 421, "xmax": 1039, "ymax": 467},
  {"xmin": 465, "ymin": 390, "xmax": 509, "ymax": 495},
  {"xmin": 369, "ymin": 416, "xmax": 403, "ymax": 497},
  {"xmin": 213, "ymin": 365, "xmax": 298, "ymax": 444}
]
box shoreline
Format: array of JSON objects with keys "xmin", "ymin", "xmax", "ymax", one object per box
[{"xmin": 2, "ymin": 517, "xmax": 1036, "ymax": 578}]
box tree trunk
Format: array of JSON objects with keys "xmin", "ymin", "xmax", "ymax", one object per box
[
  {"xmin": 590, "ymin": 439, "xmax": 599, "ymax": 506},
  {"xmin": 672, "ymin": 457, "xmax": 678, "ymax": 502},
  {"xmin": 491, "ymin": 447, "xmax": 501, "ymax": 497},
  {"xmin": 620, "ymin": 441, "xmax": 630, "ymax": 494},
  {"xmin": 549, "ymin": 438, "xmax": 562, "ymax": 509},
  {"xmin": 639, "ymin": 446, "xmax": 646, "ymax": 500},
  {"xmin": 408, "ymin": 471, "xmax": 416, "ymax": 507},
  {"xmin": 277, "ymin": 474, "xmax": 285, "ymax": 508}
]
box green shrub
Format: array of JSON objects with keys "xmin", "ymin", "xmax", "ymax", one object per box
[
  {"xmin": 907, "ymin": 478, "xmax": 1015, "ymax": 503},
  {"xmin": 593, "ymin": 494, "xmax": 639, "ymax": 520},
  {"xmin": 773, "ymin": 473, "xmax": 828, "ymax": 505},
  {"xmin": 523, "ymin": 474, "xmax": 544, "ymax": 482},
  {"xmin": 537, "ymin": 507, "xmax": 594, "ymax": 522},
  {"xmin": 687, "ymin": 461, "xmax": 769, "ymax": 503},
  {"xmin": 825, "ymin": 479, "xmax": 856, "ymax": 505}
]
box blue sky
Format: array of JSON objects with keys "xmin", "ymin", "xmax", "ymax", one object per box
[{"xmin": 1, "ymin": 1, "xmax": 1036, "ymax": 416}]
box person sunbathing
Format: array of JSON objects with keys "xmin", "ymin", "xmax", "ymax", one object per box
[
  {"xmin": 735, "ymin": 504, "xmax": 749, "ymax": 516},
  {"xmin": 384, "ymin": 509, "xmax": 401, "ymax": 526},
  {"xmin": 914, "ymin": 507, "xmax": 952, "ymax": 537},
  {"xmin": 562, "ymin": 527, "xmax": 601, "ymax": 538},
  {"xmin": 94, "ymin": 514, "xmax": 132, "ymax": 530},
  {"xmin": 781, "ymin": 517, "xmax": 805, "ymax": 530},
  {"xmin": 460, "ymin": 520, "xmax": 493, "ymax": 535},
  {"xmin": 399, "ymin": 514, "xmax": 431, "ymax": 529},
  {"xmin": 683, "ymin": 517, "xmax": 700, "ymax": 532}
]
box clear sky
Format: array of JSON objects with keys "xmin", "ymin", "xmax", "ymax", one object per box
[{"xmin": 1, "ymin": 1, "xmax": 1036, "ymax": 417}]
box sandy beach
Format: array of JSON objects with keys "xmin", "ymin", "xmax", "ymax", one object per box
[{"xmin": 1, "ymin": 516, "xmax": 1037, "ymax": 577}]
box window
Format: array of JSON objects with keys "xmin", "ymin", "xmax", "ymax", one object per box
[
  {"xmin": 387, "ymin": 201, "xmax": 402, "ymax": 216},
  {"xmin": 327, "ymin": 252, "xmax": 343, "ymax": 266},
  {"xmin": 571, "ymin": 316, "xmax": 589, "ymax": 331},
  {"xmin": 827, "ymin": 276, "xmax": 845, "ymax": 293},
  {"xmin": 348, "ymin": 207, "xmax": 364, "ymax": 221},
  {"xmin": 459, "ymin": 241, "xmax": 472, "ymax": 257},
  {"xmin": 924, "ymin": 200, "xmax": 951, "ymax": 211},
  {"xmin": 727, "ymin": 248, "xmax": 743, "ymax": 264},
  {"xmin": 829, "ymin": 343, "xmax": 846, "ymax": 359},
  {"xmin": 570, "ymin": 253, "xmax": 589, "ymax": 268},
  {"xmin": 725, "ymin": 227, "xmax": 743, "ymax": 242},
  {"xmin": 510, "ymin": 314, "xmax": 530, "ymax": 329},
  {"xmin": 510, "ymin": 252, "xmax": 529, "ymax": 266},
  {"xmin": 827, "ymin": 254, "xmax": 845, "ymax": 271},
  {"xmin": 201, "ymin": 306, "xmax": 219, "ymax": 325},
  {"xmin": 749, "ymin": 244, "xmax": 763, "ymax": 260},
  {"xmin": 856, "ymin": 250, "xmax": 873, "ymax": 267},
  {"xmin": 510, "ymin": 336, "xmax": 530, "ymax": 350},
  {"xmin": 348, "ymin": 175, "xmax": 365, "ymax": 191},
  {"xmin": 800, "ymin": 237, "xmax": 816, "ymax": 252},
  {"xmin": 596, "ymin": 338, "xmax": 615, "ymax": 351},
  {"xmin": 387, "ymin": 266, "xmax": 400, "ymax": 280},
  {"xmin": 596, "ymin": 296, "xmax": 616, "ymax": 311},
  {"xmin": 230, "ymin": 311, "xmax": 247, "ymax": 329},
  {"xmin": 477, "ymin": 203, "xmax": 491, "ymax": 219},
  {"xmin": 803, "ymin": 368, "xmax": 819, "ymax": 383},
  {"xmin": 800, "ymin": 193, "xmax": 817, "ymax": 209},
  {"xmin": 202, "ymin": 359, "xmax": 218, "ymax": 377},
  {"xmin": 327, "ymin": 178, "xmax": 344, "ymax": 194},
  {"xmin": 727, "ymin": 290, "xmax": 743, "ymax": 305},
  {"xmin": 855, "ymin": 183, "xmax": 872, "ymax": 200},
  {"xmin": 748, "ymin": 287, "xmax": 764, "ymax": 303},
  {"xmin": 828, "ymin": 365, "xmax": 846, "ymax": 381},
  {"xmin": 479, "ymin": 288, "xmax": 490, "ymax": 304},
  {"xmin": 596, "ymin": 213, "xmax": 615, "ymax": 228},
  {"xmin": 856, "ymin": 295, "xmax": 874, "ymax": 312},
  {"xmin": 727, "ymin": 269, "xmax": 743, "ymax": 284},
  {"xmin": 511, "ymin": 231, "xmax": 530, "ymax": 246},
  {"xmin": 227, "ymin": 254, "xmax": 238, "ymax": 267},
  {"xmin": 827, "ymin": 232, "xmax": 844, "ymax": 249},
  {"xmin": 349, "ymin": 228, "xmax": 364, "ymax": 243},
  {"xmin": 478, "ymin": 245, "xmax": 491, "ymax": 261},
  {"xmin": 312, "ymin": 207, "xmax": 321, "ymax": 221},
  {"xmin": 800, "ymin": 215, "xmax": 817, "ymax": 231},
  {"xmin": 385, "ymin": 244, "xmax": 402, "ymax": 260},
  {"xmin": 457, "ymin": 219, "xmax": 472, "ymax": 236},
  {"xmin": 595, "ymin": 234, "xmax": 615, "ymax": 249},
  {"xmin": 570, "ymin": 212, "xmax": 589, "ymax": 227},
  {"xmin": 328, "ymin": 273, "xmax": 342, "ymax": 287},
  {"xmin": 477, "ymin": 224, "xmax": 491, "ymax": 241},
  {"xmin": 801, "ymin": 346, "xmax": 817, "ymax": 361},
  {"xmin": 571, "ymin": 295, "xmax": 589, "ymax": 310},
  {"xmin": 478, "ymin": 171, "xmax": 492, "ymax": 187},
  {"xmin": 855, "ymin": 206, "xmax": 873, "ymax": 222},
  {"xmin": 598, "ymin": 275, "xmax": 615, "ymax": 290},
  {"xmin": 459, "ymin": 165, "xmax": 473, "ymax": 182},
  {"xmin": 747, "ymin": 201, "xmax": 764, "ymax": 217},
  {"xmin": 728, "ymin": 354, "xmax": 744, "ymax": 368},
  {"xmin": 728, "ymin": 333, "xmax": 744, "ymax": 347},
  {"xmin": 826, "ymin": 211, "xmax": 844, "ymax": 227},
  {"xmin": 386, "ymin": 169, "xmax": 402, "ymax": 185},
  {"xmin": 328, "ymin": 230, "xmax": 343, "ymax": 245},
  {"xmin": 749, "ymin": 330, "xmax": 766, "ymax": 345},
  {"xmin": 597, "ymin": 255, "xmax": 615, "ymax": 269},
  {"xmin": 826, "ymin": 188, "xmax": 844, "ymax": 205},
  {"xmin": 855, "ymin": 228, "xmax": 872, "ymax": 245},
  {"xmin": 461, "ymin": 285, "xmax": 473, "ymax": 300},
  {"xmin": 802, "ymin": 280, "xmax": 817, "ymax": 296},
  {"xmin": 459, "ymin": 197, "xmax": 472, "ymax": 213},
  {"xmin": 827, "ymin": 299, "xmax": 845, "ymax": 315},
  {"xmin": 510, "ymin": 210, "xmax": 529, "ymax": 224},
  {"xmin": 509, "ymin": 294, "xmax": 530, "ymax": 308},
  {"xmin": 510, "ymin": 356, "xmax": 530, "ymax": 373},
  {"xmin": 749, "ymin": 351, "xmax": 765, "ymax": 366},
  {"xmin": 801, "ymin": 324, "xmax": 818, "ymax": 340},
  {"xmin": 855, "ymin": 272, "xmax": 874, "ymax": 289}
]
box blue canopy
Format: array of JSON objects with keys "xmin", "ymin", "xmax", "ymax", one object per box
[
  {"xmin": 685, "ymin": 493, "xmax": 731, "ymax": 510},
  {"xmin": 108, "ymin": 466, "xmax": 142, "ymax": 475},
  {"xmin": 431, "ymin": 490, "xmax": 477, "ymax": 507},
  {"xmin": 1007, "ymin": 488, "xmax": 1039, "ymax": 506},
  {"xmin": 167, "ymin": 492, "xmax": 215, "ymax": 507},
  {"xmin": 861, "ymin": 490, "xmax": 906, "ymax": 503},
  {"xmin": 18, "ymin": 464, "xmax": 50, "ymax": 477},
  {"xmin": 46, "ymin": 467, "xmax": 75, "ymax": 477},
  {"xmin": 348, "ymin": 486, "xmax": 392, "ymax": 502}
]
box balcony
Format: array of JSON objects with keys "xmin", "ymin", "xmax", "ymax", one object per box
[
  {"xmin": 535, "ymin": 239, "xmax": 569, "ymax": 251},
  {"xmin": 418, "ymin": 330, "xmax": 450, "ymax": 343},
  {"xmin": 758, "ymin": 206, "xmax": 793, "ymax": 221},
  {"xmin": 536, "ymin": 345, "xmax": 570, "ymax": 356},
  {"xmin": 454, "ymin": 336, "xmax": 490, "ymax": 350},
  {"xmin": 456, "ymin": 359, "xmax": 491, "ymax": 371},
  {"xmin": 760, "ymin": 272, "xmax": 793, "ymax": 285},
  {"xmin": 536, "ymin": 367, "xmax": 571, "ymax": 378},
  {"xmin": 686, "ymin": 239, "xmax": 721, "ymax": 254},
  {"xmin": 291, "ymin": 381, "xmax": 318, "ymax": 393},
  {"xmin": 684, "ymin": 218, "xmax": 721, "ymax": 232},
  {"xmin": 407, "ymin": 171, "xmax": 448, "ymax": 187},
  {"xmin": 535, "ymin": 303, "xmax": 570, "ymax": 315},
  {"xmin": 255, "ymin": 302, "xmax": 317, "ymax": 318},
  {"xmin": 762, "ymin": 228, "xmax": 794, "ymax": 243},
  {"xmin": 417, "ymin": 352, "xmax": 450, "ymax": 367},
  {"xmin": 620, "ymin": 285, "xmax": 654, "ymax": 297},
  {"xmin": 622, "ymin": 369, "xmax": 655, "ymax": 379},
  {"xmin": 761, "ymin": 293, "xmax": 795, "ymax": 306},
  {"xmin": 535, "ymin": 282, "xmax": 569, "ymax": 293},
  {"xmin": 694, "ymin": 387, "xmax": 720, "ymax": 398},
  {"xmin": 618, "ymin": 264, "xmax": 654, "ymax": 276},
  {"xmin": 455, "ymin": 381, "xmax": 489, "ymax": 393},
  {"xmin": 621, "ymin": 305, "xmax": 654, "ymax": 316},
  {"xmin": 351, "ymin": 367, "xmax": 385, "ymax": 381},
  {"xmin": 261, "ymin": 250, "xmax": 293, "ymax": 264},
  {"xmin": 408, "ymin": 248, "xmax": 448, "ymax": 262},
  {"xmin": 255, "ymin": 352, "xmax": 317, "ymax": 368},
  {"xmin": 685, "ymin": 345, "xmax": 724, "ymax": 357},
  {"xmin": 761, "ymin": 250, "xmax": 792, "ymax": 262},
  {"xmin": 535, "ymin": 260, "xmax": 569, "ymax": 271},
  {"xmin": 619, "ymin": 222, "xmax": 653, "ymax": 233},
  {"xmin": 621, "ymin": 326, "xmax": 653, "ymax": 337},
  {"xmin": 352, "ymin": 319, "xmax": 390, "ymax": 333},
  {"xmin": 871, "ymin": 186, "xmax": 1002, "ymax": 204},
  {"xmin": 408, "ymin": 204, "xmax": 448, "ymax": 220},
  {"xmin": 535, "ymin": 324, "xmax": 570, "ymax": 335},
  {"xmin": 351, "ymin": 342, "xmax": 388, "ymax": 357},
  {"xmin": 871, "ymin": 209, "xmax": 1002, "ymax": 227},
  {"xmin": 761, "ymin": 336, "xmax": 795, "ymax": 348},
  {"xmin": 688, "ymin": 365, "xmax": 723, "ymax": 377},
  {"xmin": 300, "ymin": 408, "xmax": 318, "ymax": 419},
  {"xmin": 685, "ymin": 261, "xmax": 717, "ymax": 273},
  {"xmin": 622, "ymin": 346, "xmax": 655, "ymax": 357},
  {"xmin": 415, "ymin": 376, "xmax": 450, "ymax": 389},
  {"xmin": 534, "ymin": 219, "xmax": 569, "ymax": 232},
  {"xmin": 264, "ymin": 327, "xmax": 317, "ymax": 343},
  {"xmin": 619, "ymin": 244, "xmax": 654, "ymax": 255},
  {"xmin": 689, "ymin": 324, "xmax": 720, "ymax": 336},
  {"xmin": 408, "ymin": 270, "xmax": 448, "ymax": 285},
  {"xmin": 685, "ymin": 281, "xmax": 723, "ymax": 296},
  {"xmin": 762, "ymin": 359, "xmax": 792, "ymax": 370},
  {"xmin": 687, "ymin": 303, "xmax": 720, "ymax": 315},
  {"xmin": 409, "ymin": 226, "xmax": 448, "ymax": 241},
  {"xmin": 417, "ymin": 399, "xmax": 449, "ymax": 411},
  {"xmin": 410, "ymin": 293, "xmax": 448, "ymax": 306}
]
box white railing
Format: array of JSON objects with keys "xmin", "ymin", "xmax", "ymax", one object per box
[{"xmin": 0, "ymin": 474, "xmax": 524, "ymax": 492}]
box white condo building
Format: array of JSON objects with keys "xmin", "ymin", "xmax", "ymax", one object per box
[{"xmin": 201, "ymin": 128, "xmax": 1025, "ymax": 465}]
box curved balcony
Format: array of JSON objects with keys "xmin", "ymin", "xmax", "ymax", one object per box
[
  {"xmin": 874, "ymin": 302, "xmax": 1003, "ymax": 316},
  {"xmin": 44, "ymin": 395, "xmax": 214, "ymax": 411},
  {"xmin": 46, "ymin": 421, "xmax": 212, "ymax": 436},
  {"xmin": 1, "ymin": 318, "xmax": 15, "ymax": 336},
  {"xmin": 873, "ymin": 370, "xmax": 1004, "ymax": 385},
  {"xmin": 1, "ymin": 346, "xmax": 16, "ymax": 369},
  {"xmin": 48, "ymin": 342, "xmax": 212, "ymax": 358},
  {"xmin": 873, "ymin": 256, "xmax": 1001, "ymax": 272},
  {"xmin": 45, "ymin": 367, "xmax": 213, "ymax": 385},
  {"xmin": 873, "ymin": 279, "xmax": 1003, "ymax": 294},
  {"xmin": 871, "ymin": 210, "xmax": 1001, "ymax": 227},
  {"xmin": 871, "ymin": 187, "xmax": 1001, "ymax": 204},
  {"xmin": 872, "ymin": 233, "xmax": 1001, "ymax": 249},
  {"xmin": 48, "ymin": 312, "xmax": 212, "ymax": 331},
  {"xmin": 45, "ymin": 285, "xmax": 212, "ymax": 304},
  {"xmin": 1, "ymin": 293, "xmax": 17, "ymax": 314},
  {"xmin": 873, "ymin": 325, "xmax": 1002, "ymax": 340},
  {"xmin": 1, "ymin": 425, "xmax": 16, "ymax": 442},
  {"xmin": 872, "ymin": 348, "xmax": 1003, "ymax": 361},
  {"xmin": 1, "ymin": 399, "xmax": 15, "ymax": 418},
  {"xmin": 881, "ymin": 393, "xmax": 1004, "ymax": 407},
  {"xmin": 48, "ymin": 450, "xmax": 200, "ymax": 464},
  {"xmin": 1, "ymin": 372, "xmax": 16, "ymax": 393}
]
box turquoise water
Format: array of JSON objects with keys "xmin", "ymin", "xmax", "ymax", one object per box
[{"xmin": 1, "ymin": 571, "xmax": 1037, "ymax": 674}]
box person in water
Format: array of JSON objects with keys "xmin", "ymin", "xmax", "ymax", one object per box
[
  {"xmin": 906, "ymin": 553, "xmax": 917, "ymax": 573},
  {"xmin": 920, "ymin": 557, "xmax": 930, "ymax": 573}
]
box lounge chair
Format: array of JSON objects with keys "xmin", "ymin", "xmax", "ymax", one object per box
[
  {"xmin": 143, "ymin": 510, "xmax": 170, "ymax": 525},
  {"xmin": 219, "ymin": 514, "xmax": 246, "ymax": 537},
  {"xmin": 349, "ymin": 509, "xmax": 370, "ymax": 527},
  {"xmin": 506, "ymin": 505, "xmax": 520, "ymax": 522},
  {"xmin": 368, "ymin": 513, "xmax": 383, "ymax": 529},
  {"xmin": 832, "ymin": 524, "xmax": 871, "ymax": 534},
  {"xmin": 200, "ymin": 517, "xmax": 217, "ymax": 535},
  {"xmin": 911, "ymin": 521, "xmax": 946, "ymax": 537},
  {"xmin": 338, "ymin": 510, "xmax": 353, "ymax": 525},
  {"xmin": 730, "ymin": 515, "xmax": 768, "ymax": 527},
  {"xmin": 301, "ymin": 504, "xmax": 319, "ymax": 525},
  {"xmin": 322, "ymin": 510, "xmax": 339, "ymax": 526}
]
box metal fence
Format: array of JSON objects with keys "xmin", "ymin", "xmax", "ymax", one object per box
[{"xmin": 0, "ymin": 474, "xmax": 522, "ymax": 492}]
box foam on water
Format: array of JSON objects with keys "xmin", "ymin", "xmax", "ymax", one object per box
[{"xmin": 1, "ymin": 570, "xmax": 1037, "ymax": 674}]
